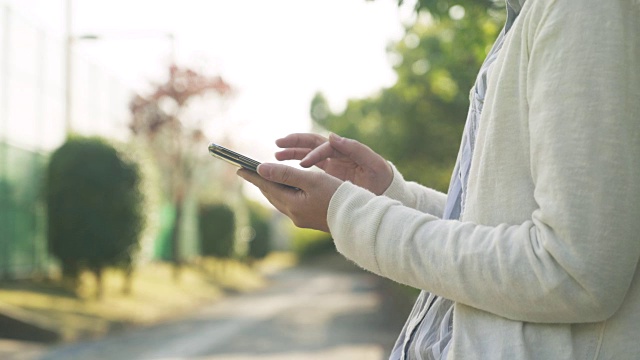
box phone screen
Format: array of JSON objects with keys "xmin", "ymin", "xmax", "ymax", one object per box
[{"xmin": 208, "ymin": 143, "xmax": 261, "ymax": 172}]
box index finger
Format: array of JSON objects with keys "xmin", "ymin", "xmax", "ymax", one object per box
[
  {"xmin": 275, "ymin": 133, "xmax": 327, "ymax": 149},
  {"xmin": 299, "ymin": 141, "xmax": 342, "ymax": 168}
]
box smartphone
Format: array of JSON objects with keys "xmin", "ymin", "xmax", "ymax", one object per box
[{"xmin": 208, "ymin": 143, "xmax": 261, "ymax": 172}]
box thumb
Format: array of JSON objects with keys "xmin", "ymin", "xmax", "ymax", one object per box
[
  {"xmin": 329, "ymin": 133, "xmax": 376, "ymax": 166},
  {"xmin": 257, "ymin": 163, "xmax": 308, "ymax": 188}
]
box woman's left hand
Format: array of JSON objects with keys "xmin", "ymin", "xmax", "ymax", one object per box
[{"xmin": 237, "ymin": 163, "xmax": 343, "ymax": 233}]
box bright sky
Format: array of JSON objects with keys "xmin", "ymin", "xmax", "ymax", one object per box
[{"xmin": 4, "ymin": 0, "xmax": 412, "ymax": 160}]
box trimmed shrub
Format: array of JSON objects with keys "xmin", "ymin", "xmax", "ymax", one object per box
[
  {"xmin": 290, "ymin": 226, "xmax": 335, "ymax": 260},
  {"xmin": 45, "ymin": 136, "xmax": 144, "ymax": 296},
  {"xmin": 198, "ymin": 203, "xmax": 235, "ymax": 259},
  {"xmin": 247, "ymin": 203, "xmax": 271, "ymax": 261}
]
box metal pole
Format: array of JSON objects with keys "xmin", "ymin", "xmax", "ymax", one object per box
[
  {"xmin": 36, "ymin": 31, "xmax": 46, "ymax": 149},
  {"xmin": 64, "ymin": 0, "xmax": 73, "ymax": 137},
  {"xmin": 168, "ymin": 33, "xmax": 176, "ymax": 65},
  {"xmin": 0, "ymin": 4, "xmax": 11, "ymax": 279},
  {"xmin": 34, "ymin": 28, "xmax": 46, "ymax": 275},
  {"xmin": 1, "ymin": 5, "xmax": 9, "ymax": 153}
]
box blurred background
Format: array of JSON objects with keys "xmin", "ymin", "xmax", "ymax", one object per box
[{"xmin": 0, "ymin": 0, "xmax": 504, "ymax": 359}]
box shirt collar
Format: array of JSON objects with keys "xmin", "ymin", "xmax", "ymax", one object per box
[
  {"xmin": 506, "ymin": 0, "xmax": 525, "ymax": 14},
  {"xmin": 504, "ymin": 0, "xmax": 526, "ymax": 31}
]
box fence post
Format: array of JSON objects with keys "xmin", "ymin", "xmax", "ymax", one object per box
[
  {"xmin": 0, "ymin": 4, "xmax": 11, "ymax": 279},
  {"xmin": 33, "ymin": 26, "xmax": 47, "ymax": 276}
]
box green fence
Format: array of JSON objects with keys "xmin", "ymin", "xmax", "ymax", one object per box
[
  {"xmin": 0, "ymin": 142, "xmax": 50, "ymax": 279},
  {"xmin": 0, "ymin": 3, "xmax": 137, "ymax": 279}
]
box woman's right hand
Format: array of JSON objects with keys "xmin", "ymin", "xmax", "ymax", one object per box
[{"xmin": 275, "ymin": 133, "xmax": 393, "ymax": 196}]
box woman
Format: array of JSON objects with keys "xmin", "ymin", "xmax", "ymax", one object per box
[{"xmin": 238, "ymin": 0, "xmax": 640, "ymax": 358}]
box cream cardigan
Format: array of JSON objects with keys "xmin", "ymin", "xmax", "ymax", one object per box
[{"xmin": 327, "ymin": 0, "xmax": 640, "ymax": 358}]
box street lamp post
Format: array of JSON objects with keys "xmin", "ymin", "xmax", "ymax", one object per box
[
  {"xmin": 64, "ymin": 0, "xmax": 73, "ymax": 137},
  {"xmin": 64, "ymin": 0, "xmax": 175, "ymax": 137},
  {"xmin": 75, "ymin": 31, "xmax": 176, "ymax": 63}
]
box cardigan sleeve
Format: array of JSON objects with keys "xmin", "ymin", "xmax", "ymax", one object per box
[
  {"xmin": 327, "ymin": 0, "xmax": 640, "ymax": 324},
  {"xmin": 382, "ymin": 163, "xmax": 447, "ymax": 218}
]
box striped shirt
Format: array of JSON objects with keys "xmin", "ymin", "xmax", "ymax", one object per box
[{"xmin": 388, "ymin": 1, "xmax": 524, "ymax": 359}]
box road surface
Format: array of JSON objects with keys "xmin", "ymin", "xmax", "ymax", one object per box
[{"xmin": 22, "ymin": 256, "xmax": 412, "ymax": 360}]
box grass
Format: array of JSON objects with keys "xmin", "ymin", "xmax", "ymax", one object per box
[{"xmin": 0, "ymin": 252, "xmax": 297, "ymax": 342}]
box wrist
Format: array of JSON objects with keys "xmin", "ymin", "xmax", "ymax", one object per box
[{"xmin": 382, "ymin": 162, "xmax": 405, "ymax": 198}]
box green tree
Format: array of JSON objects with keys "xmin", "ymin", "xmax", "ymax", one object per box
[
  {"xmin": 378, "ymin": 0, "xmax": 502, "ymax": 18},
  {"xmin": 46, "ymin": 136, "xmax": 144, "ymax": 298},
  {"xmin": 313, "ymin": 5, "xmax": 503, "ymax": 191}
]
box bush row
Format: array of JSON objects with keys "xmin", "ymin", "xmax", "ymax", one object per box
[{"xmin": 45, "ymin": 136, "xmax": 273, "ymax": 296}]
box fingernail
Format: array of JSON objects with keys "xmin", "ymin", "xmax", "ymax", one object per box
[
  {"xmin": 257, "ymin": 163, "xmax": 272, "ymax": 179},
  {"xmin": 329, "ymin": 133, "xmax": 342, "ymax": 141}
]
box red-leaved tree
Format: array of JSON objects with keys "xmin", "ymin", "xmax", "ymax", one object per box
[{"xmin": 129, "ymin": 65, "xmax": 233, "ymax": 276}]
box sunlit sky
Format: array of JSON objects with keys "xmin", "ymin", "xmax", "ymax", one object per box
[{"xmin": 4, "ymin": 0, "xmax": 413, "ymax": 161}]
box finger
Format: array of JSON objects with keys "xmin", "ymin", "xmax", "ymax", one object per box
[
  {"xmin": 328, "ymin": 133, "xmax": 379, "ymax": 167},
  {"xmin": 237, "ymin": 168, "xmax": 269, "ymax": 189},
  {"xmin": 299, "ymin": 141, "xmax": 341, "ymax": 168},
  {"xmin": 237, "ymin": 169, "xmax": 290, "ymax": 214},
  {"xmin": 258, "ymin": 163, "xmax": 313, "ymax": 189},
  {"xmin": 276, "ymin": 133, "xmax": 327, "ymax": 149},
  {"xmin": 237, "ymin": 168, "xmax": 297, "ymax": 194},
  {"xmin": 275, "ymin": 148, "xmax": 312, "ymax": 161}
]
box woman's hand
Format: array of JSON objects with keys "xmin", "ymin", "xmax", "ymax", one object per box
[
  {"xmin": 275, "ymin": 133, "xmax": 393, "ymax": 195},
  {"xmin": 237, "ymin": 163, "xmax": 342, "ymax": 233}
]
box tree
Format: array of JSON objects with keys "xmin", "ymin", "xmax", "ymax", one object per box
[
  {"xmin": 46, "ymin": 136, "xmax": 144, "ymax": 298},
  {"xmin": 129, "ymin": 65, "xmax": 233, "ymax": 275},
  {"xmin": 375, "ymin": 0, "xmax": 502, "ymax": 18},
  {"xmin": 312, "ymin": 4, "xmax": 504, "ymax": 191}
]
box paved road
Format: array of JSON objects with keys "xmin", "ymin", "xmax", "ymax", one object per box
[{"xmin": 23, "ymin": 256, "xmax": 411, "ymax": 360}]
